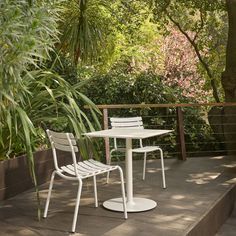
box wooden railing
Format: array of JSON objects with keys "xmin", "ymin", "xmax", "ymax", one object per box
[{"xmin": 88, "ymin": 103, "xmax": 236, "ymax": 162}]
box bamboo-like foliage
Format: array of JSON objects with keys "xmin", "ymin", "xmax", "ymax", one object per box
[
  {"xmin": 0, "ymin": 0, "xmax": 59, "ymax": 159},
  {"xmin": 0, "ymin": 0, "xmax": 100, "ymax": 218}
]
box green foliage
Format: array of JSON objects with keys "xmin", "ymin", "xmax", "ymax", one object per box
[
  {"xmin": 0, "ymin": 0, "xmax": 58, "ymax": 79},
  {"xmin": 54, "ymin": 0, "xmax": 226, "ymax": 156},
  {"xmin": 82, "ymin": 71, "xmax": 135, "ymax": 105},
  {"xmin": 57, "ymin": 0, "xmax": 227, "ymax": 102},
  {"xmin": 150, "ymin": 0, "xmax": 227, "ymax": 102},
  {"xmin": 0, "ymin": 0, "xmax": 100, "ymax": 158},
  {"xmin": 59, "ymin": 0, "xmax": 114, "ymax": 64},
  {"xmin": 0, "ymin": 0, "xmax": 58, "ymax": 159},
  {"xmin": 58, "ymin": 0, "xmax": 227, "ymax": 103},
  {"xmin": 0, "ymin": 0, "xmax": 58, "ymax": 219},
  {"xmin": 44, "ymin": 51, "xmax": 79, "ymax": 85},
  {"xmin": 82, "ymin": 69, "xmax": 192, "ymax": 106},
  {"xmin": 108, "ymin": 18, "xmax": 164, "ymax": 74},
  {"xmin": 0, "ymin": 0, "xmax": 100, "ymax": 218},
  {"xmin": 0, "ymin": 0, "xmax": 226, "ymax": 157},
  {"xmin": 58, "ymin": 0, "xmax": 154, "ymax": 71},
  {"xmin": 134, "ymin": 73, "xmax": 178, "ymax": 104},
  {"xmin": 82, "ymin": 69, "xmax": 221, "ymax": 157}
]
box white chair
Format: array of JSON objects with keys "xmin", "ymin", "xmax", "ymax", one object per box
[
  {"xmin": 107, "ymin": 117, "xmax": 166, "ymax": 188},
  {"xmin": 43, "ymin": 129, "xmax": 127, "ymax": 233}
]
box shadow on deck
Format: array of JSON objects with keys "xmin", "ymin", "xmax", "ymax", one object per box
[{"xmin": 0, "ymin": 156, "xmax": 236, "ymax": 236}]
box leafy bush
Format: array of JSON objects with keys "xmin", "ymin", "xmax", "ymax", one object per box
[
  {"xmin": 82, "ymin": 70, "xmax": 221, "ymax": 158},
  {"xmin": 0, "ymin": 0, "xmax": 99, "ymax": 159},
  {"xmin": 0, "ymin": 0, "xmax": 100, "ymax": 218}
]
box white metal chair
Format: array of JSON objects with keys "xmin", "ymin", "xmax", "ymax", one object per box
[
  {"xmin": 43, "ymin": 129, "xmax": 127, "ymax": 233},
  {"xmin": 107, "ymin": 117, "xmax": 166, "ymax": 188}
]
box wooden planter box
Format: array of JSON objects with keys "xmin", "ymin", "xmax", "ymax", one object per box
[{"xmin": 0, "ymin": 149, "xmax": 71, "ymax": 201}]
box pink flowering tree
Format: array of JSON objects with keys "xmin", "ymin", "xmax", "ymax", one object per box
[{"xmin": 161, "ymin": 28, "xmax": 211, "ymax": 103}]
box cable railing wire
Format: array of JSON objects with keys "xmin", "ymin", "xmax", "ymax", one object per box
[{"xmin": 93, "ymin": 103, "xmax": 236, "ymax": 160}]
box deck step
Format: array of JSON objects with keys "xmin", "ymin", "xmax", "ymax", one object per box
[
  {"xmin": 215, "ymin": 197, "xmax": 236, "ymax": 236},
  {"xmin": 186, "ymin": 184, "xmax": 236, "ymax": 236}
]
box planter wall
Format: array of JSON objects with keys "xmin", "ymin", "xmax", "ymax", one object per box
[{"xmin": 0, "ymin": 149, "xmax": 72, "ymax": 201}]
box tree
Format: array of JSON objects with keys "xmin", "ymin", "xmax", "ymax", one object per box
[
  {"xmin": 150, "ymin": 0, "xmax": 227, "ymax": 102},
  {"xmin": 222, "ymin": 0, "xmax": 236, "ymax": 101},
  {"xmin": 59, "ymin": 0, "xmax": 106, "ymax": 64},
  {"xmin": 58, "ymin": 0, "xmax": 150, "ymax": 69},
  {"xmin": 150, "ymin": 0, "xmax": 236, "ymax": 154},
  {"xmin": 221, "ymin": 0, "xmax": 236, "ymax": 154}
]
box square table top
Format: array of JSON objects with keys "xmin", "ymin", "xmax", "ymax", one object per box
[{"xmin": 85, "ymin": 128, "xmax": 173, "ymax": 139}]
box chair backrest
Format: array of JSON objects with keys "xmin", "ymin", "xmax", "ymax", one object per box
[
  {"xmin": 46, "ymin": 129, "xmax": 79, "ymax": 176},
  {"xmin": 110, "ymin": 117, "xmax": 144, "ymax": 148},
  {"xmin": 110, "ymin": 117, "xmax": 144, "ymax": 129}
]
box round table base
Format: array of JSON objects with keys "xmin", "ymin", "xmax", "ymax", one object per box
[{"xmin": 103, "ymin": 197, "xmax": 157, "ymax": 212}]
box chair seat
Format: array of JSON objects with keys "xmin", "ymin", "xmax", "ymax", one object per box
[
  {"xmin": 111, "ymin": 146, "xmax": 160, "ymax": 153},
  {"xmin": 111, "ymin": 147, "xmax": 126, "ymax": 153},
  {"xmin": 132, "ymin": 146, "xmax": 160, "ymax": 153},
  {"xmin": 61, "ymin": 159, "xmax": 117, "ymax": 178}
]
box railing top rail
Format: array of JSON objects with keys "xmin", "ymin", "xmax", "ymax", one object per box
[{"xmin": 92, "ymin": 102, "xmax": 236, "ymax": 109}]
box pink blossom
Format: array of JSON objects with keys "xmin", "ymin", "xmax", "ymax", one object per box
[{"xmin": 161, "ymin": 28, "xmax": 211, "ymax": 102}]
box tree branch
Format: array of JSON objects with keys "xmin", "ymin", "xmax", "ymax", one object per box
[{"xmin": 193, "ymin": 10, "xmax": 205, "ymax": 42}]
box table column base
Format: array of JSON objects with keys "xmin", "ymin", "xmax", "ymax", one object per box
[{"xmin": 103, "ymin": 197, "xmax": 157, "ymax": 212}]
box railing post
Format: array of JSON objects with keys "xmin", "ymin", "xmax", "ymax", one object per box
[
  {"xmin": 176, "ymin": 107, "xmax": 187, "ymax": 160},
  {"xmin": 103, "ymin": 108, "xmax": 110, "ymax": 164}
]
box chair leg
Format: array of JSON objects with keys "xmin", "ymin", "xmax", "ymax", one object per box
[
  {"xmin": 106, "ymin": 152, "xmax": 112, "ymax": 184},
  {"xmin": 72, "ymin": 179, "xmax": 83, "ymax": 233},
  {"xmin": 106, "ymin": 171, "xmax": 110, "ymax": 184},
  {"xmin": 43, "ymin": 170, "xmax": 56, "ymax": 218},
  {"xmin": 93, "ymin": 175, "xmax": 98, "ymax": 207},
  {"xmin": 142, "ymin": 152, "xmax": 147, "ymax": 180},
  {"xmin": 117, "ymin": 166, "xmax": 127, "ymax": 219},
  {"xmin": 159, "ymin": 148, "xmax": 166, "ymax": 189}
]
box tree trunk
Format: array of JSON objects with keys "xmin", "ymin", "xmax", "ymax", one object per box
[
  {"xmin": 221, "ymin": 0, "xmax": 236, "ymax": 155},
  {"xmin": 222, "ymin": 0, "xmax": 236, "ymax": 99}
]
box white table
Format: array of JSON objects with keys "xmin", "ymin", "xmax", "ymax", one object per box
[{"xmin": 85, "ymin": 128, "xmax": 172, "ymax": 212}]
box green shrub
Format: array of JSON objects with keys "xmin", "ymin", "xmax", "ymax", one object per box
[
  {"xmin": 0, "ymin": 0, "xmax": 100, "ymax": 218},
  {"xmin": 82, "ymin": 70, "xmax": 221, "ymax": 158}
]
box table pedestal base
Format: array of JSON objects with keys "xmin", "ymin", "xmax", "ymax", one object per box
[{"xmin": 103, "ymin": 197, "xmax": 157, "ymax": 212}]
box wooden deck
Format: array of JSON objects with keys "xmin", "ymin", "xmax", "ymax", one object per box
[{"xmin": 0, "ymin": 156, "xmax": 236, "ymax": 236}]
